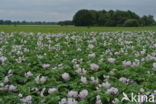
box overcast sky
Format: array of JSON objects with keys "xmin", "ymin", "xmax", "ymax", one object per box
[{"xmin": 0, "ymin": 0, "xmax": 155, "ymax": 22}]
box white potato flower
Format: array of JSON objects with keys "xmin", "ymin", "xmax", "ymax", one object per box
[
  {"xmin": 107, "ymin": 58, "xmax": 116, "ymax": 63},
  {"xmin": 48, "ymin": 88, "xmax": 58, "ymax": 94},
  {"xmin": 90, "ymin": 64, "xmax": 99, "ymax": 71},
  {"xmin": 62, "ymin": 73, "xmax": 70, "ymax": 81},
  {"xmin": 79, "ymin": 90, "xmax": 88, "ymax": 99}
]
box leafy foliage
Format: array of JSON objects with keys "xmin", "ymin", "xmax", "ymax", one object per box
[
  {"xmin": 123, "ymin": 19, "xmax": 140, "ymax": 27},
  {"xmin": 0, "ymin": 31, "xmax": 156, "ymax": 103},
  {"xmin": 73, "ymin": 9, "xmax": 155, "ymax": 26}
]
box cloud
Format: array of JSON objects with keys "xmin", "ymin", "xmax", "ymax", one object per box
[{"xmin": 0, "ymin": 0, "xmax": 155, "ymax": 21}]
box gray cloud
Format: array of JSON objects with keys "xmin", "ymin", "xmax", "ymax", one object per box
[{"xmin": 0, "ymin": 0, "xmax": 155, "ymax": 21}]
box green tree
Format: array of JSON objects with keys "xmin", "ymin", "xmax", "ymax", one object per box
[
  {"xmin": 97, "ymin": 10, "xmax": 107, "ymax": 26},
  {"xmin": 105, "ymin": 10, "xmax": 116, "ymax": 26},
  {"xmin": 0, "ymin": 20, "xmax": 4, "ymax": 24},
  {"xmin": 73, "ymin": 9, "xmax": 94, "ymax": 26},
  {"xmin": 141, "ymin": 15, "xmax": 155, "ymax": 26},
  {"xmin": 89, "ymin": 10, "xmax": 98, "ymax": 25}
]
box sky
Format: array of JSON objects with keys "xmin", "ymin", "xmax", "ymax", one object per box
[{"xmin": 0, "ymin": 0, "xmax": 155, "ymax": 22}]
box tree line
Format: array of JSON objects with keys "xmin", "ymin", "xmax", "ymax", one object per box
[
  {"xmin": 0, "ymin": 20, "xmax": 74, "ymax": 26},
  {"xmin": 0, "ymin": 20, "xmax": 57, "ymax": 25},
  {"xmin": 0, "ymin": 9, "xmax": 155, "ymax": 27},
  {"xmin": 73, "ymin": 9, "xmax": 156, "ymax": 27}
]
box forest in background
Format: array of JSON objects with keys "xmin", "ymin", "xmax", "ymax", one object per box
[
  {"xmin": 0, "ymin": 9, "xmax": 155, "ymax": 27},
  {"xmin": 73, "ymin": 9, "xmax": 156, "ymax": 27}
]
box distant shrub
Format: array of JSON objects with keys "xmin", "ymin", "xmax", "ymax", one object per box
[
  {"xmin": 58, "ymin": 20, "xmax": 73, "ymax": 26},
  {"xmin": 123, "ymin": 19, "xmax": 140, "ymax": 27}
]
